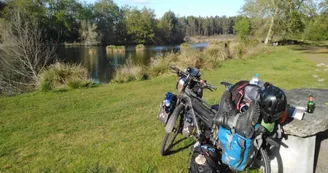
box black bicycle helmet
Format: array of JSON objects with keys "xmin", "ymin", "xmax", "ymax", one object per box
[{"xmin": 260, "ymin": 85, "xmax": 287, "ymax": 123}]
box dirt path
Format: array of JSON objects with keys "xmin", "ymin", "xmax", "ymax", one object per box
[
  {"xmin": 291, "ymin": 44, "xmax": 328, "ymax": 63},
  {"xmin": 293, "ymin": 45, "xmax": 328, "ymax": 85}
]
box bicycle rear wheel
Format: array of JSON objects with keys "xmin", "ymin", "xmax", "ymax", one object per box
[
  {"xmin": 250, "ymin": 148, "xmax": 271, "ymax": 173},
  {"xmin": 259, "ymin": 148, "xmax": 271, "ymax": 173}
]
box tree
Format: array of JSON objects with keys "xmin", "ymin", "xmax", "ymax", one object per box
[
  {"xmin": 0, "ymin": 8, "xmax": 56, "ymax": 92},
  {"xmin": 80, "ymin": 20, "xmax": 98, "ymax": 45},
  {"xmin": 214, "ymin": 16, "xmax": 223, "ymax": 34},
  {"xmin": 242, "ymin": 0, "xmax": 316, "ymax": 44},
  {"xmin": 94, "ymin": 0, "xmax": 119, "ymax": 44},
  {"xmin": 114, "ymin": 6, "xmax": 128, "ymax": 44},
  {"xmin": 125, "ymin": 7, "xmax": 156, "ymax": 44},
  {"xmin": 46, "ymin": 0, "xmax": 83, "ymax": 42},
  {"xmin": 186, "ymin": 16, "xmax": 198, "ymax": 36},
  {"xmin": 234, "ymin": 17, "xmax": 251, "ymax": 42},
  {"xmin": 202, "ymin": 18, "xmax": 210, "ymax": 36},
  {"xmin": 242, "ymin": 0, "xmax": 282, "ymax": 44},
  {"xmin": 175, "ymin": 17, "xmax": 186, "ymax": 42},
  {"xmin": 319, "ymin": 0, "xmax": 328, "ymax": 13},
  {"xmin": 221, "ymin": 16, "xmax": 231, "ymax": 35},
  {"xmin": 304, "ymin": 8, "xmax": 328, "ymax": 41},
  {"xmin": 158, "ymin": 11, "xmax": 184, "ymax": 43}
]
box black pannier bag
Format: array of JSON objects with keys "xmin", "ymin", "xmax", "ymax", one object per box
[
  {"xmin": 189, "ymin": 143, "xmax": 221, "ymax": 173},
  {"xmin": 158, "ymin": 92, "xmax": 177, "ymax": 124}
]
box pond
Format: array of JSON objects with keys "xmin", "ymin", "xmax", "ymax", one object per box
[{"xmin": 56, "ymin": 42, "xmax": 208, "ymax": 83}]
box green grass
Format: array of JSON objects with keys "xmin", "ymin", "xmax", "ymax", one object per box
[{"xmin": 1, "ymin": 46, "xmax": 327, "ymax": 172}]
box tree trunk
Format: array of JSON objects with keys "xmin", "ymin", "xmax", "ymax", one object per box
[{"xmin": 264, "ymin": 8, "xmax": 279, "ymax": 45}]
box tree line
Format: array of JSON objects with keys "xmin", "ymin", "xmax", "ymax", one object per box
[
  {"xmin": 1, "ymin": 0, "xmax": 328, "ymax": 46},
  {"xmin": 235, "ymin": 0, "xmax": 328, "ymax": 43},
  {"xmin": 0, "ymin": 0, "xmax": 236, "ymax": 45}
]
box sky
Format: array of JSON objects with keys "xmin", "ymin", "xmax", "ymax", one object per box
[{"xmin": 84, "ymin": 0, "xmax": 245, "ymax": 18}]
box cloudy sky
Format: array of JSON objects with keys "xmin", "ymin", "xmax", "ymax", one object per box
[{"xmin": 84, "ymin": 0, "xmax": 245, "ymax": 18}]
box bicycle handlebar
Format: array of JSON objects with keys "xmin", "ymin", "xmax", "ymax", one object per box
[
  {"xmin": 169, "ymin": 65, "xmax": 217, "ymax": 91},
  {"xmin": 203, "ymin": 82, "xmax": 217, "ymax": 90}
]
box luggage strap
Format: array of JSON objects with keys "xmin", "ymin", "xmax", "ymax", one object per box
[{"xmin": 227, "ymin": 113, "xmax": 240, "ymax": 150}]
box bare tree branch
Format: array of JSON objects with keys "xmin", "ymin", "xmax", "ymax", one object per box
[{"xmin": 0, "ymin": 8, "xmax": 56, "ymax": 94}]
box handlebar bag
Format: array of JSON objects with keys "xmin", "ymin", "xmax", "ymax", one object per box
[{"xmin": 218, "ymin": 126, "xmax": 257, "ymax": 171}]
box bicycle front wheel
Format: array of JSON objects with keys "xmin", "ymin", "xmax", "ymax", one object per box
[{"xmin": 160, "ymin": 104, "xmax": 184, "ymax": 156}]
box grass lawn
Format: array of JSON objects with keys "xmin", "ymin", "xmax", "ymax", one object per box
[{"xmin": 1, "ymin": 46, "xmax": 328, "ymax": 172}]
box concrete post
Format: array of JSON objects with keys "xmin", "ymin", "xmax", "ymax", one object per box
[{"xmin": 270, "ymin": 135, "xmax": 316, "ymax": 173}]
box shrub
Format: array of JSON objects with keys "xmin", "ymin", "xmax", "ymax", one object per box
[
  {"xmin": 203, "ymin": 46, "xmax": 227, "ymax": 62},
  {"xmin": 148, "ymin": 43, "xmax": 230, "ymax": 75},
  {"xmin": 136, "ymin": 44, "xmax": 146, "ymax": 50},
  {"xmin": 177, "ymin": 48, "xmax": 203, "ymax": 68},
  {"xmin": 123, "ymin": 41, "xmax": 270, "ymax": 82},
  {"xmin": 230, "ymin": 42, "xmax": 245, "ymax": 59},
  {"xmin": 112, "ymin": 59, "xmax": 148, "ymax": 83},
  {"xmin": 179, "ymin": 43, "xmax": 191, "ymax": 53},
  {"xmin": 234, "ymin": 17, "xmax": 251, "ymax": 43},
  {"xmin": 149, "ymin": 52, "xmax": 178, "ymax": 77},
  {"xmin": 37, "ymin": 62, "xmax": 91, "ymax": 91},
  {"xmin": 229, "ymin": 42, "xmax": 271, "ymax": 59},
  {"xmin": 180, "ymin": 43, "xmax": 190, "ymax": 48},
  {"xmin": 106, "ymin": 45, "xmax": 125, "ymax": 53}
]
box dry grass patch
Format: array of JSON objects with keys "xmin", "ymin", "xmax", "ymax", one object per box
[
  {"xmin": 112, "ymin": 59, "xmax": 148, "ymax": 83},
  {"xmin": 37, "ymin": 62, "xmax": 91, "ymax": 91}
]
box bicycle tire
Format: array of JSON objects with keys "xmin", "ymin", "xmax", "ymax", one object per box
[
  {"xmin": 160, "ymin": 104, "xmax": 184, "ymax": 156},
  {"xmin": 160, "ymin": 130, "xmax": 179, "ymax": 156},
  {"xmin": 165, "ymin": 104, "xmax": 184, "ymax": 133},
  {"xmin": 259, "ymin": 148, "xmax": 271, "ymax": 173}
]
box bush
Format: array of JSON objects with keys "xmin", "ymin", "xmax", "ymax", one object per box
[
  {"xmin": 106, "ymin": 45, "xmax": 125, "ymax": 53},
  {"xmin": 37, "ymin": 62, "xmax": 91, "ymax": 91},
  {"xmin": 112, "ymin": 59, "xmax": 148, "ymax": 83},
  {"xmin": 202, "ymin": 46, "xmax": 227, "ymax": 68},
  {"xmin": 148, "ymin": 43, "xmax": 231, "ymax": 75},
  {"xmin": 149, "ymin": 52, "xmax": 178, "ymax": 77},
  {"xmin": 118, "ymin": 41, "xmax": 270, "ymax": 83},
  {"xmin": 180, "ymin": 43, "xmax": 190, "ymax": 48},
  {"xmin": 136, "ymin": 44, "xmax": 146, "ymax": 50},
  {"xmin": 148, "ymin": 44, "xmax": 227, "ymax": 75},
  {"xmin": 179, "ymin": 43, "xmax": 191, "ymax": 53},
  {"xmin": 230, "ymin": 42, "xmax": 271, "ymax": 59},
  {"xmin": 229, "ymin": 42, "xmax": 245, "ymax": 59},
  {"xmin": 234, "ymin": 17, "xmax": 251, "ymax": 43}
]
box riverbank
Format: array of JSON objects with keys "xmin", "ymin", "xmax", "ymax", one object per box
[
  {"xmin": 186, "ymin": 35, "xmax": 236, "ymax": 44},
  {"xmin": 112, "ymin": 41, "xmax": 266, "ymax": 83},
  {"xmin": 0, "ymin": 46, "xmax": 327, "ymax": 172}
]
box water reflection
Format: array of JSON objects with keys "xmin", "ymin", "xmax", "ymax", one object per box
[
  {"xmin": 56, "ymin": 43, "xmax": 208, "ymax": 83},
  {"xmin": 107, "ymin": 51, "xmax": 126, "ymax": 68}
]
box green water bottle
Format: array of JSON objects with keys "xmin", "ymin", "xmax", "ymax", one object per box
[{"xmin": 307, "ymin": 95, "xmax": 315, "ymax": 113}]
